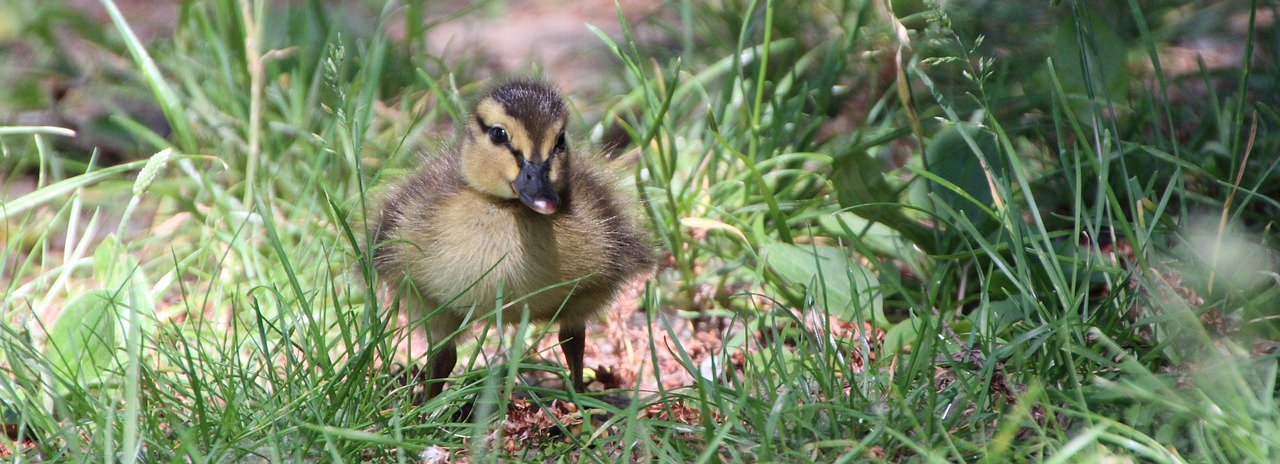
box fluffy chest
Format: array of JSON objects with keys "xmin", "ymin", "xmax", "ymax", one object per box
[{"xmin": 409, "ymin": 191, "xmax": 605, "ymax": 310}]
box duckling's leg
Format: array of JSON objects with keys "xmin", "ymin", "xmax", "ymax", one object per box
[
  {"xmin": 558, "ymin": 325, "xmax": 586, "ymax": 392},
  {"xmin": 424, "ymin": 313, "xmax": 464, "ymax": 399},
  {"xmin": 426, "ymin": 341, "xmax": 457, "ymax": 399}
]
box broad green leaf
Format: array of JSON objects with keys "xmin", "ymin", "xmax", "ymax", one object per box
[
  {"xmin": 920, "ymin": 123, "xmax": 1004, "ymax": 230},
  {"xmin": 763, "ymin": 242, "xmax": 886, "ymax": 327},
  {"xmin": 831, "ymin": 149, "xmax": 901, "ymax": 215},
  {"xmin": 831, "ymin": 149, "xmax": 935, "ymax": 251},
  {"xmin": 91, "ymin": 235, "xmax": 154, "ymax": 334},
  {"xmin": 883, "ymin": 317, "xmax": 928, "ymax": 357},
  {"xmin": 93, "ymin": 235, "xmax": 127, "ymax": 288},
  {"xmin": 819, "ymin": 212, "xmax": 909, "ymax": 260},
  {"xmin": 45, "ymin": 290, "xmax": 119, "ymax": 392}
]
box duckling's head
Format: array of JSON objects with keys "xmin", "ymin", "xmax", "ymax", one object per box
[{"xmin": 460, "ymin": 80, "xmax": 570, "ymax": 215}]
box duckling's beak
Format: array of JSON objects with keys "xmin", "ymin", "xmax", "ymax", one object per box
[{"xmin": 515, "ymin": 159, "xmax": 559, "ymax": 215}]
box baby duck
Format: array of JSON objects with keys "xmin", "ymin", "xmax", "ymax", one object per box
[{"xmin": 372, "ymin": 79, "xmax": 653, "ymax": 397}]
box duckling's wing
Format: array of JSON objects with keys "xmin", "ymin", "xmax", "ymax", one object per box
[
  {"xmin": 372, "ymin": 150, "xmax": 466, "ymax": 274},
  {"xmin": 564, "ymin": 154, "xmax": 656, "ymax": 281}
]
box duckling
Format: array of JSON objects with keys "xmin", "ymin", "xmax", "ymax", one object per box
[{"xmin": 372, "ymin": 79, "xmax": 653, "ymax": 398}]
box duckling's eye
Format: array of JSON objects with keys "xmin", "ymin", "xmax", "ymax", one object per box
[
  {"xmin": 487, "ymin": 126, "xmax": 509, "ymax": 145},
  {"xmin": 553, "ymin": 132, "xmax": 567, "ymax": 153}
]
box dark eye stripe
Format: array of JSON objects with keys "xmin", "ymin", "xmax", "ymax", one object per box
[
  {"xmin": 475, "ymin": 114, "xmax": 567, "ymax": 164},
  {"xmin": 475, "ymin": 116, "xmax": 526, "ymax": 163}
]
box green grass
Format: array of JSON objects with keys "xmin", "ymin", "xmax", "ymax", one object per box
[{"xmin": 2, "ymin": 0, "xmax": 1277, "ymax": 461}]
